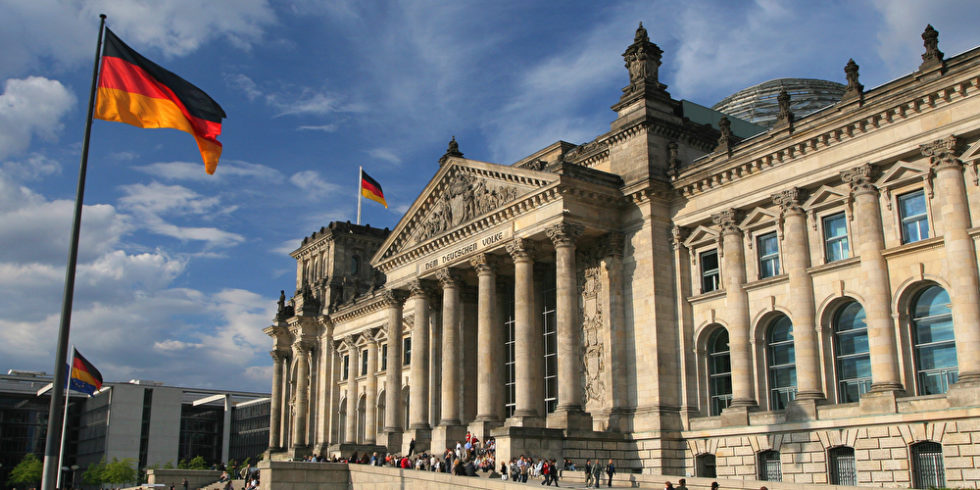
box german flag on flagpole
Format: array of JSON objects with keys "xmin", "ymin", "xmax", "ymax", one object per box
[
  {"xmin": 361, "ymin": 170, "xmax": 387, "ymax": 208},
  {"xmin": 95, "ymin": 28, "xmax": 226, "ymax": 174},
  {"xmin": 68, "ymin": 348, "xmax": 103, "ymax": 396}
]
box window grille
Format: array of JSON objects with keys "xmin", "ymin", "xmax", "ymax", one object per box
[
  {"xmin": 912, "ymin": 442, "xmax": 945, "ymax": 489},
  {"xmin": 758, "ymin": 450, "xmax": 782, "ymax": 481},
  {"xmin": 828, "ymin": 447, "xmax": 856, "ymax": 486}
]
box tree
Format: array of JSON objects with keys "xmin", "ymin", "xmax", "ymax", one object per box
[
  {"xmin": 103, "ymin": 457, "xmax": 137, "ymax": 486},
  {"xmin": 188, "ymin": 455, "xmax": 208, "ymax": 470},
  {"xmin": 7, "ymin": 453, "xmax": 42, "ymax": 487},
  {"xmin": 162, "ymin": 460, "xmax": 175, "ymax": 469},
  {"xmin": 82, "ymin": 457, "xmax": 108, "ymax": 486}
]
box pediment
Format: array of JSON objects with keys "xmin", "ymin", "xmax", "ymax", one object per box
[
  {"xmin": 958, "ymin": 139, "xmax": 980, "ymax": 163},
  {"xmin": 373, "ymin": 157, "xmax": 559, "ymax": 263},
  {"xmin": 682, "ymin": 225, "xmax": 719, "ymax": 249},
  {"xmin": 802, "ymin": 185, "xmax": 848, "ymax": 211},
  {"xmin": 739, "ymin": 207, "xmax": 779, "ymax": 230},
  {"xmin": 875, "ymin": 160, "xmax": 930, "ymax": 189}
]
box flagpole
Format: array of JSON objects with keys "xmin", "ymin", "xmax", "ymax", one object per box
[
  {"xmin": 56, "ymin": 346, "xmax": 75, "ymax": 489},
  {"xmin": 42, "ymin": 14, "xmax": 106, "ymax": 490},
  {"xmin": 356, "ymin": 166, "xmax": 363, "ymax": 225}
]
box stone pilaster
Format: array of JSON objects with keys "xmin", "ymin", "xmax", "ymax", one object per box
[
  {"xmin": 268, "ymin": 349, "xmax": 287, "ymax": 449},
  {"xmin": 314, "ymin": 320, "xmax": 334, "ymax": 452},
  {"xmin": 712, "ymin": 209, "xmax": 757, "ymax": 417},
  {"xmin": 546, "ymin": 223, "xmax": 593, "ymax": 430},
  {"xmin": 382, "ymin": 288, "xmax": 407, "ymax": 451},
  {"xmin": 471, "ymin": 253, "xmax": 502, "ymax": 430},
  {"xmin": 291, "ymin": 341, "xmax": 312, "ymax": 448},
  {"xmin": 343, "ymin": 336, "xmax": 358, "ymax": 444},
  {"xmin": 364, "ymin": 336, "xmax": 379, "ymax": 444},
  {"xmin": 408, "ymin": 281, "xmax": 433, "ymax": 429},
  {"xmin": 922, "ymin": 137, "xmax": 980, "ymax": 400},
  {"xmin": 506, "ymin": 238, "xmax": 545, "ymax": 426},
  {"xmin": 841, "ymin": 165, "xmax": 903, "ymax": 401},
  {"xmin": 602, "ymin": 232, "xmax": 631, "ymax": 431},
  {"xmin": 437, "ymin": 268, "xmax": 462, "ymax": 426},
  {"xmin": 773, "ymin": 188, "xmax": 824, "ymax": 403}
]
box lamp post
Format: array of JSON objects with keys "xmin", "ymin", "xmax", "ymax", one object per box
[{"xmin": 71, "ymin": 464, "xmax": 79, "ymax": 489}]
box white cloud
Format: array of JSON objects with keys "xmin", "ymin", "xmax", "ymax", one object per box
[
  {"xmin": 134, "ymin": 160, "xmax": 282, "ymax": 182},
  {"xmin": 289, "ymin": 170, "xmax": 341, "ymax": 195},
  {"xmin": 272, "ymin": 238, "xmax": 301, "ymax": 256},
  {"xmin": 871, "ymin": 0, "xmax": 980, "ymax": 79},
  {"xmin": 1, "ymin": 153, "xmax": 62, "ymax": 181},
  {"xmin": 367, "ymin": 148, "xmax": 402, "ymax": 165},
  {"xmin": 298, "ymin": 124, "xmax": 339, "ymax": 132},
  {"xmin": 118, "ymin": 181, "xmax": 244, "ymax": 247},
  {"xmin": 0, "ymin": 76, "xmax": 75, "ymax": 159}
]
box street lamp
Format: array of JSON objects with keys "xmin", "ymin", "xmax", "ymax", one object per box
[{"xmin": 70, "ymin": 464, "xmax": 79, "ymax": 489}]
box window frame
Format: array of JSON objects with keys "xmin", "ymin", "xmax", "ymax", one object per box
[
  {"xmin": 360, "ymin": 349, "xmax": 369, "ymax": 376},
  {"xmin": 766, "ymin": 315, "xmax": 797, "ymax": 410},
  {"xmin": 898, "ymin": 189, "xmax": 930, "ymax": 244},
  {"xmin": 402, "ymin": 337, "xmax": 411, "ymax": 366},
  {"xmin": 342, "ymin": 354, "xmax": 350, "ymax": 380},
  {"xmin": 910, "ymin": 285, "xmax": 957, "ymax": 396},
  {"xmin": 381, "ymin": 343, "xmax": 388, "ymax": 371},
  {"xmin": 833, "ymin": 301, "xmax": 871, "ymax": 403},
  {"xmin": 707, "ymin": 328, "xmax": 732, "ymax": 416},
  {"xmin": 700, "ymin": 249, "xmax": 720, "ymax": 293},
  {"xmin": 821, "ymin": 212, "xmax": 850, "ymax": 263},
  {"xmin": 756, "ymin": 231, "xmax": 781, "ymax": 279}
]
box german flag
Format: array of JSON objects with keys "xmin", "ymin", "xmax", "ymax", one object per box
[
  {"xmin": 69, "ymin": 348, "xmax": 103, "ymax": 396},
  {"xmin": 361, "ymin": 170, "xmax": 387, "ymax": 208},
  {"xmin": 95, "ymin": 28, "xmax": 226, "ymax": 174}
]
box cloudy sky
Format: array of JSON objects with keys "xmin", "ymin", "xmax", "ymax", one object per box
[{"xmin": 1, "ymin": 0, "xmax": 978, "ymax": 393}]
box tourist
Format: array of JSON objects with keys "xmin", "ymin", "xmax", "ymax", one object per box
[
  {"xmin": 665, "ymin": 481, "xmax": 674, "ymax": 490},
  {"xmin": 500, "ymin": 461, "xmax": 508, "ymax": 480},
  {"xmin": 605, "ymin": 459, "xmax": 615, "ymax": 487},
  {"xmin": 590, "ymin": 460, "xmax": 602, "ymax": 488},
  {"xmin": 585, "ymin": 458, "xmax": 594, "ymax": 487},
  {"xmin": 677, "ymin": 478, "xmax": 688, "ymax": 490},
  {"xmin": 710, "ymin": 482, "xmax": 719, "ymax": 490}
]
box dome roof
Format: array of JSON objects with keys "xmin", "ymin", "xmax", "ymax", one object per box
[{"xmin": 712, "ymin": 78, "xmax": 846, "ymax": 128}]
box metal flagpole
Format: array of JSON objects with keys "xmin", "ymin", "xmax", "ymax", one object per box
[
  {"xmin": 56, "ymin": 346, "xmax": 75, "ymax": 489},
  {"xmin": 41, "ymin": 14, "xmax": 106, "ymax": 490},
  {"xmin": 356, "ymin": 166, "xmax": 363, "ymax": 225}
]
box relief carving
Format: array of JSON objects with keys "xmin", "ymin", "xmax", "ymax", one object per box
[
  {"xmin": 410, "ymin": 172, "xmax": 522, "ymax": 245},
  {"xmin": 578, "ymin": 246, "xmax": 605, "ymax": 403}
]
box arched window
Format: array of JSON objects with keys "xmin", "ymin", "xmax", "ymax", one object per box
[
  {"xmin": 911, "ymin": 286, "xmax": 957, "ymax": 395},
  {"xmin": 758, "ymin": 450, "xmax": 782, "ymax": 481},
  {"xmin": 766, "ymin": 315, "xmax": 797, "ymax": 410},
  {"xmin": 696, "ymin": 454, "xmax": 716, "ymax": 478},
  {"xmin": 911, "ymin": 441, "xmax": 945, "ymax": 489},
  {"xmin": 707, "ymin": 328, "xmax": 732, "ymax": 416},
  {"xmin": 828, "ymin": 446, "xmax": 856, "ymax": 485},
  {"xmin": 834, "ymin": 301, "xmax": 870, "ymax": 403}
]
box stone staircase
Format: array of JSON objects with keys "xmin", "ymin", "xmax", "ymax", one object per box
[{"xmin": 198, "ymin": 478, "xmax": 246, "ymax": 490}]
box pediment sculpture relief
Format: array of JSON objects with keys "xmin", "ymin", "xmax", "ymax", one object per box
[{"xmin": 410, "ymin": 172, "xmax": 523, "ymax": 245}]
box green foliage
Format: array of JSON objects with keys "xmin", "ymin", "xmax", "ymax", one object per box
[
  {"xmin": 7, "ymin": 453, "xmax": 42, "ymax": 486},
  {"xmin": 177, "ymin": 458, "xmax": 189, "ymax": 469},
  {"xmin": 82, "ymin": 457, "xmax": 108, "ymax": 485},
  {"xmin": 103, "ymin": 457, "xmax": 137, "ymax": 485},
  {"xmin": 162, "ymin": 460, "xmax": 175, "ymax": 469},
  {"xmin": 188, "ymin": 455, "xmax": 208, "ymax": 470}
]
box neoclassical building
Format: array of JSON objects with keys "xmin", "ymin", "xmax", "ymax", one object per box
[{"xmin": 265, "ymin": 24, "xmax": 980, "ymax": 487}]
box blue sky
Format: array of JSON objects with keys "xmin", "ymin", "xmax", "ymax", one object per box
[{"xmin": 1, "ymin": 0, "xmax": 978, "ymax": 393}]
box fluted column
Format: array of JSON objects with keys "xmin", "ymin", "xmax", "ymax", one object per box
[
  {"xmin": 408, "ymin": 281, "xmax": 432, "ymax": 429},
  {"xmin": 315, "ymin": 321, "xmax": 334, "ymax": 448},
  {"xmin": 922, "ymin": 138, "xmax": 980, "ymax": 385},
  {"xmin": 471, "ymin": 253, "xmax": 500, "ymax": 423},
  {"xmin": 268, "ymin": 350, "xmax": 286, "ymax": 449},
  {"xmin": 363, "ymin": 337, "xmax": 379, "ymax": 443},
  {"xmin": 507, "ymin": 238, "xmax": 543, "ymax": 421},
  {"xmin": 291, "ymin": 341, "xmax": 311, "ymax": 447},
  {"xmin": 343, "ymin": 336, "xmax": 358, "ymax": 443},
  {"xmin": 842, "ymin": 165, "xmax": 903, "ymax": 392},
  {"xmin": 773, "ymin": 189, "xmax": 824, "ymax": 400},
  {"xmin": 713, "ymin": 210, "xmax": 757, "ymax": 408},
  {"xmin": 437, "ymin": 268, "xmax": 462, "ymax": 426},
  {"xmin": 383, "ymin": 289, "xmax": 407, "ymax": 433}
]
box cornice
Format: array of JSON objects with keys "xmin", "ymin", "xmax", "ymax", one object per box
[
  {"xmin": 673, "ymin": 64, "xmax": 980, "ymax": 198},
  {"xmin": 328, "ymin": 291, "xmax": 389, "ymax": 324}
]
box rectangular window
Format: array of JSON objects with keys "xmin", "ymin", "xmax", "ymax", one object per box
[
  {"xmin": 403, "ymin": 337, "xmax": 411, "ymax": 366},
  {"xmin": 361, "ymin": 349, "xmax": 368, "ymax": 376},
  {"xmin": 757, "ymin": 232, "xmax": 780, "ymax": 278},
  {"xmin": 700, "ymin": 249, "xmax": 720, "ymax": 293},
  {"xmin": 542, "ymin": 283, "xmax": 558, "ymax": 414},
  {"xmin": 381, "ymin": 344, "xmax": 387, "ymax": 371},
  {"xmin": 899, "ymin": 190, "xmax": 929, "ymax": 244},
  {"xmin": 823, "ymin": 212, "xmax": 850, "ymax": 262},
  {"xmin": 505, "ymin": 306, "xmax": 516, "ymax": 418},
  {"xmin": 342, "ymin": 354, "xmax": 349, "ymax": 380}
]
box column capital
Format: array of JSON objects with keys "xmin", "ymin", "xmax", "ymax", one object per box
[
  {"xmin": 469, "ymin": 253, "xmax": 498, "ymax": 275},
  {"xmin": 711, "ymin": 208, "xmax": 742, "ymax": 236},
  {"xmin": 506, "ymin": 237, "xmax": 537, "ymax": 261},
  {"xmin": 772, "ymin": 187, "xmax": 806, "ymax": 217},
  {"xmin": 436, "ymin": 267, "xmax": 461, "ymax": 289},
  {"xmin": 669, "ymin": 226, "xmax": 687, "ymax": 251},
  {"xmin": 407, "ymin": 279, "xmax": 438, "ymax": 300},
  {"xmin": 341, "ymin": 334, "xmax": 358, "ymax": 352},
  {"xmin": 920, "ymin": 135, "xmax": 962, "ymax": 170},
  {"xmin": 546, "ymin": 223, "xmax": 584, "ymax": 248},
  {"xmin": 380, "ymin": 287, "xmax": 408, "ymax": 307},
  {"xmin": 292, "ymin": 340, "xmax": 313, "ymax": 355},
  {"xmin": 270, "ymin": 349, "xmax": 288, "ymax": 363},
  {"xmin": 841, "ymin": 163, "xmax": 877, "ymax": 197}
]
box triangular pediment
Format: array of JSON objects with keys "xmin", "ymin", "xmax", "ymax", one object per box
[
  {"xmin": 875, "ymin": 160, "xmax": 929, "ymax": 188},
  {"xmin": 959, "ymin": 139, "xmax": 980, "ymax": 163},
  {"xmin": 683, "ymin": 225, "xmax": 719, "ymax": 249},
  {"xmin": 803, "ymin": 185, "xmax": 848, "ymax": 211},
  {"xmin": 739, "ymin": 207, "xmax": 779, "ymax": 230},
  {"xmin": 372, "ymin": 157, "xmax": 559, "ymax": 263}
]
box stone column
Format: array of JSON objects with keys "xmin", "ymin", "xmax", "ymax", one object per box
[
  {"xmin": 842, "ymin": 165, "xmax": 903, "ymax": 395},
  {"xmin": 773, "ymin": 189, "xmax": 824, "ymax": 402},
  {"xmin": 602, "ymin": 232, "xmax": 630, "ymax": 430},
  {"xmin": 506, "ymin": 238, "xmax": 544, "ymax": 425},
  {"xmin": 315, "ymin": 321, "xmax": 334, "ymax": 450},
  {"xmin": 291, "ymin": 341, "xmax": 311, "ymax": 448},
  {"xmin": 408, "ymin": 281, "xmax": 432, "ymax": 429},
  {"xmin": 547, "ymin": 223, "xmax": 593, "ymax": 429},
  {"xmin": 922, "ymin": 138, "xmax": 980, "ymax": 392},
  {"xmin": 437, "ymin": 268, "xmax": 462, "ymax": 426},
  {"xmin": 471, "ymin": 253, "xmax": 501, "ymax": 428},
  {"xmin": 343, "ymin": 336, "xmax": 358, "ymax": 444},
  {"xmin": 429, "ymin": 307, "xmax": 442, "ymax": 428},
  {"xmin": 382, "ymin": 289, "xmax": 407, "ymax": 452},
  {"xmin": 268, "ymin": 350, "xmax": 286, "ymax": 449},
  {"xmin": 712, "ymin": 210, "xmax": 757, "ymax": 410},
  {"xmin": 364, "ymin": 337, "xmax": 379, "ymax": 443}
]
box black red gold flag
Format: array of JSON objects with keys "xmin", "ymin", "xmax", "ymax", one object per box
[{"xmin": 361, "ymin": 170, "xmax": 387, "ymax": 208}]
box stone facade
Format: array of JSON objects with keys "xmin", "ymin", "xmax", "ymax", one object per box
[{"xmin": 265, "ymin": 24, "xmax": 980, "ymax": 488}]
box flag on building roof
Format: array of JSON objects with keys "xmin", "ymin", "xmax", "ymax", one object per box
[
  {"xmin": 69, "ymin": 348, "xmax": 103, "ymax": 396},
  {"xmin": 361, "ymin": 170, "xmax": 388, "ymax": 208},
  {"xmin": 95, "ymin": 28, "xmax": 226, "ymax": 174}
]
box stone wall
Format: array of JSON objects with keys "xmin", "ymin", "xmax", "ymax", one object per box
[{"xmin": 147, "ymin": 469, "xmax": 221, "ymax": 489}]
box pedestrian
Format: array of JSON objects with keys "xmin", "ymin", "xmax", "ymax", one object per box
[
  {"xmin": 664, "ymin": 481, "xmax": 674, "ymax": 490},
  {"xmin": 677, "ymin": 478, "xmax": 688, "ymax": 490},
  {"xmin": 585, "ymin": 458, "xmax": 594, "ymax": 487},
  {"xmin": 409, "ymin": 438, "xmax": 416, "ymax": 456},
  {"xmin": 182, "ymin": 478, "xmax": 189, "ymax": 490},
  {"xmin": 605, "ymin": 459, "xmax": 615, "ymax": 487},
  {"xmin": 591, "ymin": 461, "xmax": 602, "ymax": 488},
  {"xmin": 710, "ymin": 482, "xmax": 719, "ymax": 490}
]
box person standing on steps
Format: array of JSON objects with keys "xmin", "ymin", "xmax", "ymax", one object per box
[{"xmin": 605, "ymin": 459, "xmax": 615, "ymax": 487}]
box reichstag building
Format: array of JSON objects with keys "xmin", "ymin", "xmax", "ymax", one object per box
[{"xmin": 264, "ymin": 24, "xmax": 980, "ymax": 488}]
